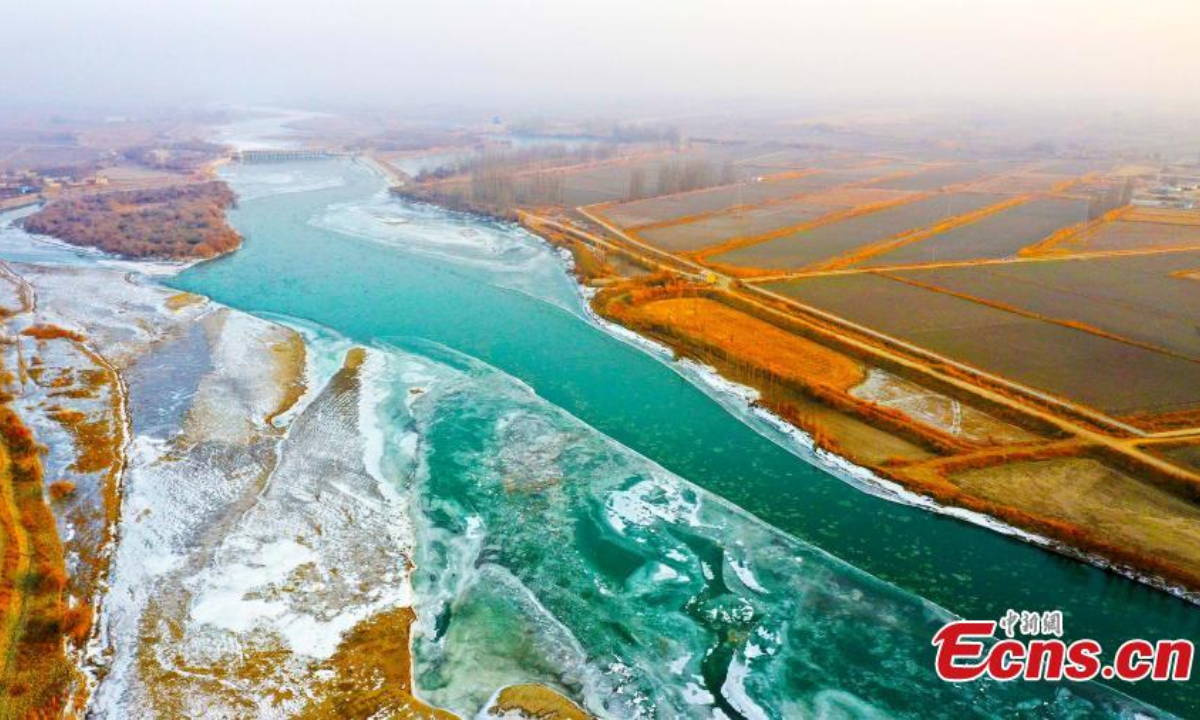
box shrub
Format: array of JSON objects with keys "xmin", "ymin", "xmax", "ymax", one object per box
[{"xmin": 48, "ymin": 480, "xmax": 76, "ymax": 502}]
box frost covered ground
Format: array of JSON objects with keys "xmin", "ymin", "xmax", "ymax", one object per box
[{"xmin": 0, "ymin": 263, "xmax": 432, "ymax": 716}]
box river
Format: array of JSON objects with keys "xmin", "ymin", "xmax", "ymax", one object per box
[{"xmin": 155, "ymin": 155, "xmax": 1197, "ymax": 717}]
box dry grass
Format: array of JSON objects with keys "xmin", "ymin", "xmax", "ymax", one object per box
[
  {"xmin": 489, "ymin": 684, "xmax": 590, "ymax": 719},
  {"xmin": 266, "ymin": 333, "xmax": 307, "ymax": 426},
  {"xmin": 950, "ymin": 457, "xmax": 1200, "ymax": 581},
  {"xmin": 164, "ymin": 292, "xmax": 205, "ymax": 311},
  {"xmin": 0, "ymin": 402, "xmax": 78, "ymax": 715},
  {"xmin": 1018, "ymin": 206, "xmax": 1131, "ymax": 256},
  {"xmin": 799, "ymin": 187, "xmax": 914, "ymax": 207},
  {"xmin": 46, "ymin": 406, "xmax": 117, "ymax": 475},
  {"xmin": 527, "ymin": 211, "xmax": 1200, "ymax": 592},
  {"xmin": 21, "ymin": 324, "xmax": 85, "ymax": 342},
  {"xmin": 47, "ymin": 480, "xmax": 76, "ymax": 502},
  {"xmin": 1125, "ymin": 207, "xmax": 1200, "ymax": 226},
  {"xmin": 303, "ymin": 606, "xmax": 456, "ymax": 719},
  {"xmin": 629, "ymin": 297, "xmax": 865, "ymax": 391}
]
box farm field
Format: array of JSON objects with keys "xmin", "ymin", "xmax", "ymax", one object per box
[
  {"xmin": 407, "ymin": 143, "xmax": 764, "ymax": 209},
  {"xmin": 1125, "ymin": 207, "xmax": 1200, "ymax": 225},
  {"xmin": 950, "ymin": 457, "xmax": 1200, "ymax": 579},
  {"xmin": 598, "ymin": 173, "xmax": 837, "ymax": 227},
  {"xmin": 636, "ymin": 201, "xmax": 836, "ymax": 251},
  {"xmin": 550, "ymin": 144, "xmax": 765, "ymax": 206},
  {"xmin": 866, "ymin": 161, "xmax": 1021, "ymax": 191},
  {"xmin": 1035, "ymin": 158, "xmax": 1117, "ymax": 175},
  {"xmin": 965, "ymin": 172, "xmax": 1077, "ymax": 194},
  {"xmin": 858, "ymin": 197, "xmax": 1090, "ymax": 266},
  {"xmin": 1050, "ymin": 220, "xmax": 1200, "ymax": 254},
  {"xmin": 711, "ymin": 192, "xmax": 1007, "ymax": 271},
  {"xmin": 760, "ymin": 272, "xmax": 1200, "ymax": 416},
  {"xmin": 734, "ymin": 149, "xmax": 866, "ymax": 175},
  {"xmin": 555, "ymin": 162, "xmax": 669, "ymax": 206},
  {"xmin": 892, "ymin": 250, "xmax": 1200, "ymax": 360},
  {"xmin": 599, "ymin": 162, "xmax": 921, "ymax": 228},
  {"xmin": 808, "ymin": 161, "xmax": 924, "ymax": 184},
  {"xmin": 1160, "ymin": 444, "xmax": 1200, "ymax": 473},
  {"xmin": 637, "ymin": 188, "xmax": 915, "ymax": 252}
]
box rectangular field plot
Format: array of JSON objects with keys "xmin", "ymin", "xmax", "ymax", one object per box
[
  {"xmin": 599, "ymin": 162, "xmax": 921, "ymax": 228},
  {"xmin": 966, "ymin": 173, "xmax": 1077, "ymax": 195},
  {"xmin": 1035, "ymin": 158, "xmax": 1117, "ymax": 175},
  {"xmin": 527, "ymin": 145, "xmax": 764, "ymax": 207},
  {"xmin": 555, "ymin": 161, "xmax": 678, "ymax": 207},
  {"xmin": 893, "ymin": 250, "xmax": 1200, "ymax": 360},
  {"xmin": 866, "ymin": 161, "xmax": 1020, "ymax": 191},
  {"xmin": 811, "ymin": 162, "xmax": 925, "ymax": 185},
  {"xmin": 637, "ymin": 202, "xmax": 836, "ymax": 252},
  {"xmin": 1059, "ymin": 221, "xmax": 1200, "ymax": 253},
  {"xmin": 1125, "ymin": 207, "xmax": 1200, "ymax": 225},
  {"xmin": 599, "ymin": 174, "xmax": 835, "ymax": 228},
  {"xmin": 711, "ymin": 193, "xmax": 1006, "ymax": 271},
  {"xmin": 801, "ymin": 187, "xmax": 916, "ymax": 207},
  {"xmin": 858, "ymin": 197, "xmax": 1089, "ymax": 267},
  {"xmin": 733, "ymin": 147, "xmax": 845, "ymax": 174},
  {"xmin": 637, "ymin": 188, "xmax": 916, "ymax": 253},
  {"xmin": 761, "ymin": 272, "xmax": 1200, "ymax": 415},
  {"xmin": 950, "ymin": 457, "xmax": 1200, "ymax": 576},
  {"xmin": 422, "ymin": 160, "xmax": 681, "ymax": 208}
]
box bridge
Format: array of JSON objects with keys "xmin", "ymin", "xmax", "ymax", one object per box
[{"xmin": 234, "ymin": 148, "xmax": 352, "ymax": 163}]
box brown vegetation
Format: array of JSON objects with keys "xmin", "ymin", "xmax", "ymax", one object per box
[
  {"xmin": 627, "ymin": 297, "xmax": 864, "ymax": 391},
  {"xmin": 304, "ymin": 606, "xmax": 456, "ymax": 719},
  {"xmin": 21, "ymin": 324, "xmax": 85, "ymax": 342},
  {"xmin": 47, "ymin": 481, "xmax": 75, "ymax": 502},
  {"xmin": 1018, "ymin": 206, "xmax": 1130, "ymax": 256},
  {"xmin": 0, "ymin": 397, "xmax": 77, "ymax": 715},
  {"xmin": 889, "ymin": 453, "xmax": 1200, "ymax": 591},
  {"xmin": 23, "ymin": 181, "xmax": 240, "ymax": 260},
  {"xmin": 1124, "ymin": 207, "xmax": 1200, "ymax": 226},
  {"xmin": 594, "ymin": 281, "xmax": 980, "ymax": 456},
  {"xmin": 489, "ymin": 684, "xmax": 591, "ymax": 719}
]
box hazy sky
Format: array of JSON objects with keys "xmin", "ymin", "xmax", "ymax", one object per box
[{"xmin": 4, "ymin": 0, "xmax": 1199, "ymax": 113}]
